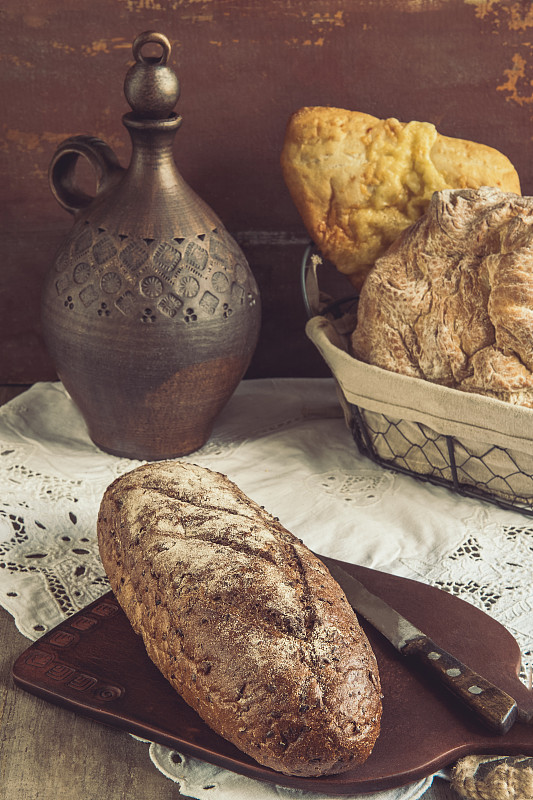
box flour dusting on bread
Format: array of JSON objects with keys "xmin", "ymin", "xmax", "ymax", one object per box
[
  {"xmin": 97, "ymin": 461, "xmax": 382, "ymax": 777},
  {"xmin": 351, "ymin": 186, "xmax": 533, "ymax": 406}
]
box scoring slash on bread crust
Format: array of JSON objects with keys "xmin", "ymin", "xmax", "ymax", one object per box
[
  {"xmin": 281, "ymin": 106, "xmax": 521, "ymax": 290},
  {"xmin": 97, "ymin": 461, "xmax": 382, "ymax": 777}
]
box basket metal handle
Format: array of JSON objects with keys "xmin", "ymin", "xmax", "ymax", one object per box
[
  {"xmin": 301, "ymin": 243, "xmax": 359, "ymax": 320},
  {"xmin": 300, "ymin": 242, "xmax": 321, "ymax": 319}
]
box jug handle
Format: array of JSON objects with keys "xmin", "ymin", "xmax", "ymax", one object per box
[{"xmin": 49, "ymin": 135, "xmax": 124, "ymax": 214}]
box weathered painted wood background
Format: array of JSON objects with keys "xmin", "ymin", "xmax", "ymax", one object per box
[{"xmin": 2, "ymin": 0, "xmax": 533, "ymax": 382}]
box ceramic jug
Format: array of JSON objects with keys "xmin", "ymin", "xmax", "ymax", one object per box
[{"xmin": 41, "ymin": 31, "xmax": 261, "ymax": 460}]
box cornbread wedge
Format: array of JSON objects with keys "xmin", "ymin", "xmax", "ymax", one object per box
[{"xmin": 281, "ymin": 107, "xmax": 520, "ymax": 288}]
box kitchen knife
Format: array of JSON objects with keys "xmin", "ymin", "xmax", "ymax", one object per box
[{"xmin": 320, "ymin": 554, "xmax": 520, "ymax": 735}]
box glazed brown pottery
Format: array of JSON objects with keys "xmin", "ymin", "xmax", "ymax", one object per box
[{"xmin": 41, "ymin": 31, "xmax": 261, "ymax": 460}]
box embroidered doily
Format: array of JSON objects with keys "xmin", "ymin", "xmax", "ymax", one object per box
[{"xmin": 1, "ymin": 379, "xmax": 532, "ymax": 800}]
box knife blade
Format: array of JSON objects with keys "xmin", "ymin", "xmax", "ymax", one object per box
[{"xmin": 319, "ymin": 554, "xmax": 519, "ymax": 735}]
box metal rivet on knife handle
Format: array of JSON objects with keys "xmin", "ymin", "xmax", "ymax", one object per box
[{"xmin": 402, "ymin": 636, "xmax": 518, "ymax": 735}]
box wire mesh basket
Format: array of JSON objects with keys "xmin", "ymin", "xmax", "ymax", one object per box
[{"xmin": 302, "ymin": 244, "xmax": 533, "ymax": 517}]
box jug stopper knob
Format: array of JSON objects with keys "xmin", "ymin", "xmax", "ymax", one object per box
[{"xmin": 124, "ymin": 31, "xmax": 180, "ymax": 120}]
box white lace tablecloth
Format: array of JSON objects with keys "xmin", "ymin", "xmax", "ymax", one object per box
[{"xmin": 2, "ymin": 378, "xmax": 532, "ymax": 800}]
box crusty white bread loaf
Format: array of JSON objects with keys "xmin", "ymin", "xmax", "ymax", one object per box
[
  {"xmin": 281, "ymin": 107, "xmax": 521, "ymax": 289},
  {"xmin": 97, "ymin": 461, "xmax": 382, "ymax": 777},
  {"xmin": 351, "ymin": 186, "xmax": 533, "ymax": 406}
]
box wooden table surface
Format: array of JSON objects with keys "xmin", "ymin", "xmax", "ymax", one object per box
[{"xmin": 0, "ymin": 385, "xmax": 458, "ymax": 800}]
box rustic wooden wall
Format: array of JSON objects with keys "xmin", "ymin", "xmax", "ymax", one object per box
[{"xmin": 2, "ymin": 0, "xmax": 533, "ymax": 382}]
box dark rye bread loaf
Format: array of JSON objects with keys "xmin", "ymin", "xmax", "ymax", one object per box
[{"xmin": 97, "ymin": 461, "xmax": 382, "ymax": 777}]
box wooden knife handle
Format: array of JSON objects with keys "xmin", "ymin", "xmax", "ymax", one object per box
[{"xmin": 402, "ymin": 636, "xmax": 518, "ymax": 734}]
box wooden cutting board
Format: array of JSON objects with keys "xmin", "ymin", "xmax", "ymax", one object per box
[{"xmin": 12, "ymin": 560, "xmax": 533, "ymax": 795}]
